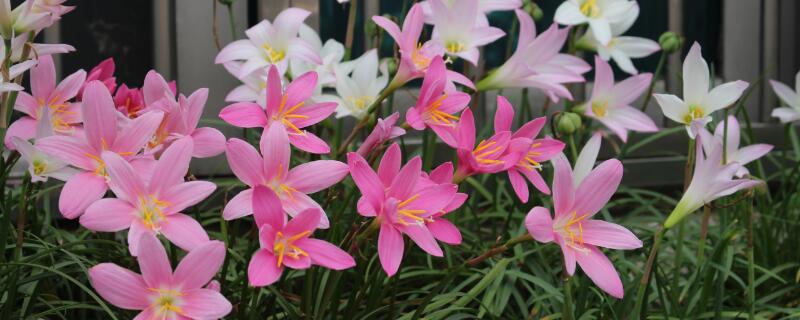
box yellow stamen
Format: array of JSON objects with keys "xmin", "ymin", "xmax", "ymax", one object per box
[
  {"xmin": 562, "ymin": 212, "xmax": 591, "ymax": 246},
  {"xmin": 411, "ymin": 43, "xmax": 431, "ymax": 70},
  {"xmin": 591, "ymin": 101, "xmax": 608, "ymax": 118},
  {"xmin": 32, "ymin": 160, "xmax": 47, "ymax": 176},
  {"xmin": 273, "ymin": 230, "xmax": 312, "ymax": 267},
  {"xmin": 580, "ymin": 0, "xmax": 600, "ymax": 18},
  {"xmin": 148, "ymin": 288, "xmax": 185, "ymax": 316},
  {"xmin": 445, "ymin": 41, "xmax": 465, "ymax": 53},
  {"xmin": 262, "ymin": 43, "xmax": 286, "ymax": 63},
  {"xmin": 683, "ymin": 105, "xmax": 704, "ymax": 124}
]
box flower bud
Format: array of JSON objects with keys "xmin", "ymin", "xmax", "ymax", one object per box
[
  {"xmin": 556, "ymin": 112, "xmax": 582, "ymax": 135},
  {"xmin": 364, "ymin": 19, "xmax": 377, "ymax": 38},
  {"xmin": 659, "ymin": 32, "xmax": 681, "ymax": 54},
  {"xmin": 523, "ymin": 2, "xmax": 543, "ymax": 21},
  {"xmin": 385, "ymin": 57, "xmax": 398, "ymax": 75}
]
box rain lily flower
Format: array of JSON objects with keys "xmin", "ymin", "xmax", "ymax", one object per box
[
  {"xmin": 356, "ymin": 112, "xmax": 406, "ymax": 157},
  {"xmin": 140, "ymin": 71, "xmax": 225, "ymax": 158},
  {"xmin": 372, "ymin": 4, "xmax": 474, "ymax": 89},
  {"xmin": 698, "ymin": 115, "xmax": 772, "ymax": 178},
  {"xmin": 554, "ymin": 0, "xmax": 637, "ymax": 46},
  {"xmin": 769, "ymin": 70, "xmax": 800, "ymax": 123},
  {"xmin": 320, "ymin": 49, "xmax": 389, "ymax": 120},
  {"xmin": 494, "ymin": 96, "xmax": 566, "ymax": 202},
  {"xmin": 348, "ymin": 144, "xmax": 458, "ymax": 276},
  {"xmin": 0, "ymin": 33, "xmax": 74, "ymax": 63},
  {"xmin": 419, "ymin": 161, "xmax": 467, "ymax": 245},
  {"xmin": 0, "ymin": 0, "xmax": 50, "ymax": 36},
  {"xmin": 78, "ymin": 58, "xmax": 116, "ymax": 99},
  {"xmin": 421, "ymin": 0, "xmax": 523, "ymax": 21},
  {"xmin": 79, "ymin": 138, "xmax": 215, "ymax": 255},
  {"xmin": 453, "ymin": 107, "xmax": 531, "ymax": 182},
  {"xmin": 219, "ymin": 65, "xmax": 337, "ymax": 154},
  {"xmin": 11, "ymin": 111, "xmax": 76, "ymax": 182},
  {"xmin": 476, "ymin": 10, "xmax": 590, "ymax": 101},
  {"xmin": 578, "ymin": 4, "xmax": 659, "ymax": 75},
  {"xmin": 653, "ymin": 42, "xmax": 748, "ymax": 137},
  {"xmin": 113, "ymin": 84, "xmax": 146, "ymax": 118},
  {"xmin": 525, "ymin": 154, "xmax": 640, "ymax": 299},
  {"xmin": 664, "ymin": 130, "xmax": 761, "ymax": 228},
  {"xmin": 427, "ymin": 0, "xmax": 505, "ymax": 65},
  {"xmin": 5, "ymin": 55, "xmax": 85, "ymax": 148},
  {"xmin": 248, "ymin": 186, "xmax": 355, "ymax": 286},
  {"xmin": 406, "ymin": 56, "xmax": 471, "ymax": 147},
  {"xmin": 215, "ymin": 8, "xmax": 321, "ymax": 78},
  {"xmin": 222, "ymin": 61, "xmax": 270, "ymax": 105},
  {"xmin": 223, "ymin": 124, "xmax": 349, "ymax": 228},
  {"xmin": 0, "ymin": 58, "xmax": 35, "ymax": 93},
  {"xmin": 290, "ymin": 24, "xmax": 345, "ymax": 89},
  {"xmin": 585, "ymin": 56, "xmax": 658, "ymax": 142},
  {"xmin": 36, "ymin": 81, "xmax": 164, "ymax": 219},
  {"xmin": 89, "ymin": 233, "xmax": 231, "ymax": 319}
]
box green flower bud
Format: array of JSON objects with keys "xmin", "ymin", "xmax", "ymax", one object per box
[
  {"xmin": 523, "ymin": 2, "xmax": 543, "ymax": 21},
  {"xmin": 385, "ymin": 58, "xmax": 398, "ymax": 75},
  {"xmin": 557, "ymin": 112, "xmax": 582, "ymax": 135},
  {"xmin": 364, "ymin": 19, "xmax": 377, "ymax": 38},
  {"xmin": 659, "ymin": 32, "xmax": 681, "ymax": 54}
]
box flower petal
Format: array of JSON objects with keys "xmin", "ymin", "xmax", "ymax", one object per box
[
  {"xmin": 81, "ymin": 81, "xmax": 118, "ymax": 151},
  {"xmin": 525, "ymin": 206, "xmax": 554, "ymax": 243},
  {"xmin": 173, "ymin": 240, "xmax": 226, "ymax": 289},
  {"xmin": 190, "ymin": 127, "xmax": 226, "ymax": 158},
  {"xmin": 162, "ymin": 181, "xmax": 216, "ymax": 213},
  {"xmin": 580, "ymin": 220, "xmax": 642, "ymax": 249},
  {"xmin": 378, "ymin": 223, "xmax": 404, "ymax": 277},
  {"xmin": 226, "ymin": 138, "xmax": 265, "ymax": 186},
  {"xmin": 296, "ymin": 238, "xmax": 355, "ymax": 270},
  {"xmin": 219, "ymin": 102, "xmax": 267, "ymax": 128},
  {"xmin": 248, "ymin": 249, "xmax": 283, "ymax": 286},
  {"xmin": 88, "ymin": 263, "xmax": 150, "ymax": 310},
  {"xmin": 427, "ymin": 218, "xmax": 462, "ymax": 245},
  {"xmin": 59, "ymin": 172, "xmax": 108, "ymax": 219},
  {"xmin": 252, "ymin": 185, "xmax": 284, "ymax": 229},
  {"xmin": 180, "ymin": 288, "xmax": 233, "ymax": 319},
  {"xmin": 286, "ymin": 160, "xmax": 349, "ymax": 194},
  {"xmin": 159, "ymin": 213, "xmax": 210, "ymax": 252},
  {"xmin": 80, "ymin": 198, "xmax": 135, "ymax": 232},
  {"xmin": 136, "ymin": 232, "xmax": 173, "ymax": 289},
  {"xmin": 574, "ymin": 245, "xmax": 624, "ymax": 299},
  {"xmin": 400, "ymin": 225, "xmax": 443, "ymax": 257},
  {"xmin": 683, "ymin": 42, "xmax": 710, "ymax": 105},
  {"xmin": 149, "ymin": 137, "xmax": 193, "ymax": 195},
  {"xmin": 347, "ymin": 152, "xmax": 384, "ymax": 214},
  {"xmin": 223, "ymin": 188, "xmax": 253, "ymax": 220},
  {"xmin": 571, "ymin": 159, "xmax": 622, "ymax": 218}
]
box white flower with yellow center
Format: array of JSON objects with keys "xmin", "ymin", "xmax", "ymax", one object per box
[
  {"xmin": 319, "ymin": 49, "xmax": 389, "ymax": 120},
  {"xmin": 426, "ymin": 0, "xmax": 505, "ymax": 65},
  {"xmin": 554, "ymin": 0, "xmax": 637, "ymax": 46}
]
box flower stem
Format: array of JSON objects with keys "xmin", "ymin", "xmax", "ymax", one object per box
[
  {"xmin": 746, "ymin": 198, "xmax": 755, "ymax": 320},
  {"xmin": 562, "ymin": 275, "xmax": 574, "ymax": 320},
  {"xmin": 696, "ymin": 205, "xmax": 711, "ymax": 267},
  {"xmin": 335, "ymin": 84, "xmax": 399, "ymax": 157},
  {"xmin": 568, "ymin": 134, "xmax": 579, "ymax": 163},
  {"xmin": 14, "ymin": 174, "xmax": 32, "ymax": 260},
  {"xmin": 632, "ymin": 226, "xmax": 665, "ymax": 319},
  {"xmin": 465, "ymin": 233, "xmax": 533, "ymax": 267},
  {"xmin": 343, "ymin": 0, "xmax": 358, "ymax": 60}
]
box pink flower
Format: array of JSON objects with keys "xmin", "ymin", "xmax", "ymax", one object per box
[
  {"xmin": 419, "ymin": 162, "xmax": 467, "ymax": 245},
  {"xmin": 356, "ymin": 112, "xmax": 406, "ymax": 157},
  {"xmin": 5, "ymin": 55, "xmax": 86, "ymax": 148},
  {"xmin": 139, "ymin": 71, "xmax": 226, "ymax": 158},
  {"xmin": 405, "ymin": 56, "xmax": 471, "ymax": 147},
  {"xmin": 78, "ymin": 57, "xmax": 116, "ymax": 100},
  {"xmin": 89, "ymin": 233, "xmax": 232, "ymax": 319},
  {"xmin": 219, "ymin": 65, "xmax": 337, "ymax": 154},
  {"xmin": 348, "ymin": 144, "xmax": 459, "ymax": 276},
  {"xmin": 223, "ymin": 124, "xmax": 349, "ymax": 228},
  {"xmin": 372, "ymin": 4, "xmax": 474, "ymax": 89},
  {"xmin": 585, "ymin": 56, "xmax": 658, "ymax": 142},
  {"xmin": 215, "ymin": 8, "xmax": 321, "ymax": 78},
  {"xmin": 494, "ymin": 96, "xmax": 566, "ymax": 202},
  {"xmin": 476, "ymin": 10, "xmax": 589, "ymax": 102},
  {"xmin": 79, "ymin": 138, "xmax": 214, "ymax": 256},
  {"xmin": 113, "ymin": 84, "xmax": 145, "ymax": 118},
  {"xmin": 453, "ymin": 107, "xmax": 531, "ymax": 181},
  {"xmin": 248, "ymin": 186, "xmax": 355, "ymax": 286},
  {"xmin": 36, "ymin": 81, "xmax": 164, "ymax": 218},
  {"xmin": 698, "ymin": 115, "xmax": 772, "ymax": 178},
  {"xmin": 525, "ymin": 154, "xmax": 641, "ymax": 299}
]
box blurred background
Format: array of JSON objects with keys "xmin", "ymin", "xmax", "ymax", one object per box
[{"xmin": 41, "ymin": 0, "xmax": 800, "ymax": 185}]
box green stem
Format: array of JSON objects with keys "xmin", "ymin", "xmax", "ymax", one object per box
[
  {"xmin": 562, "ymin": 275, "xmax": 574, "ymax": 320},
  {"xmin": 226, "ymin": 3, "xmax": 236, "ymax": 40},
  {"xmin": 746, "ymin": 199, "xmax": 755, "ymax": 320},
  {"xmin": 696, "ymin": 205, "xmax": 711, "ymax": 268},
  {"xmin": 568, "ymin": 134, "xmax": 579, "ymax": 163},
  {"xmin": 464, "ymin": 233, "xmax": 533, "ymax": 267},
  {"xmin": 343, "ymin": 0, "xmax": 358, "ymax": 60},
  {"xmin": 632, "ymin": 227, "xmax": 665, "ymax": 319},
  {"xmin": 640, "ymin": 51, "xmax": 667, "ymax": 112},
  {"xmin": 335, "ymin": 84, "xmax": 399, "ymax": 157}
]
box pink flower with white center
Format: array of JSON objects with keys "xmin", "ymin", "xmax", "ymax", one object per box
[
  {"xmin": 223, "ymin": 124, "xmax": 349, "ymax": 228},
  {"xmin": 36, "ymin": 81, "xmax": 164, "ymax": 219},
  {"xmin": 80, "ymin": 138, "xmax": 214, "ymax": 256},
  {"xmin": 426, "ymin": 0, "xmax": 505, "ymax": 65},
  {"xmin": 219, "ymin": 65, "xmax": 337, "ymax": 154},
  {"xmin": 697, "ymin": 116, "xmax": 772, "ymax": 178},
  {"xmin": 494, "ymin": 96, "xmax": 566, "ymax": 202},
  {"xmin": 585, "ymin": 56, "xmax": 658, "ymax": 142},
  {"xmin": 248, "ymin": 187, "xmax": 355, "ymax": 286},
  {"xmin": 405, "ymin": 56, "xmax": 471, "ymax": 147},
  {"xmin": 525, "ymin": 154, "xmax": 641, "ymax": 299},
  {"xmin": 453, "ymin": 107, "xmax": 531, "ymax": 182},
  {"xmin": 664, "ymin": 127, "xmax": 762, "ymax": 228},
  {"xmin": 476, "ymin": 10, "xmax": 590, "ymax": 102},
  {"xmin": 554, "ymin": 0, "xmax": 637, "ymax": 46},
  {"xmin": 5, "ymin": 55, "xmax": 86, "ymax": 148},
  {"xmin": 77, "ymin": 58, "xmax": 116, "ymax": 100},
  {"xmin": 215, "ymin": 8, "xmax": 321, "ymax": 78},
  {"xmin": 348, "ymin": 144, "xmax": 459, "ymax": 276},
  {"xmin": 356, "ymin": 112, "xmax": 406, "ymax": 157},
  {"xmin": 372, "ymin": 3, "xmax": 475, "ymax": 90},
  {"xmin": 419, "ymin": 161, "xmax": 467, "ymax": 245},
  {"xmin": 89, "ymin": 233, "xmax": 231, "ymax": 319}
]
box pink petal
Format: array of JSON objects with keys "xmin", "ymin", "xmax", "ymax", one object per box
[
  {"xmin": 248, "ymin": 249, "xmax": 283, "ymax": 286},
  {"xmin": 190, "ymin": 127, "xmax": 226, "ymax": 158},
  {"xmin": 571, "ymin": 159, "xmax": 622, "ymax": 218},
  {"xmin": 494, "ymin": 95, "xmax": 515, "ymax": 133},
  {"xmin": 102, "ymin": 151, "xmax": 146, "ymax": 202},
  {"xmin": 513, "ymin": 117, "xmax": 547, "ymax": 140},
  {"xmin": 427, "ymin": 218, "xmax": 462, "ymax": 245},
  {"xmin": 136, "ymin": 233, "xmax": 173, "ymax": 289},
  {"xmin": 377, "ymin": 143, "xmax": 402, "ymax": 187},
  {"xmin": 52, "ymin": 69, "xmax": 87, "ymax": 102},
  {"xmin": 525, "ymin": 206, "xmax": 554, "ymax": 243},
  {"xmin": 264, "ymin": 66, "xmax": 283, "ymax": 117},
  {"xmin": 81, "ymin": 81, "xmax": 118, "ymax": 151},
  {"xmin": 290, "ymin": 102, "xmax": 337, "ymax": 128},
  {"xmin": 159, "ymin": 213, "xmax": 210, "ymax": 252},
  {"xmin": 219, "ymin": 102, "xmax": 267, "ymax": 128},
  {"xmin": 401, "ymin": 225, "xmax": 443, "ymax": 257},
  {"xmin": 162, "ymin": 181, "xmax": 216, "ymax": 213},
  {"xmin": 591, "ymin": 56, "xmax": 614, "ymax": 98},
  {"xmin": 558, "ymin": 237, "xmax": 577, "ymax": 275},
  {"xmin": 225, "ymin": 138, "xmax": 265, "ymax": 186},
  {"xmin": 4, "ymin": 117, "xmax": 36, "ymax": 149},
  {"xmin": 262, "ymin": 123, "xmax": 291, "ymax": 180},
  {"xmin": 611, "ymin": 73, "xmax": 652, "ymax": 106},
  {"xmin": 388, "ymin": 156, "xmax": 422, "ymax": 200},
  {"xmin": 283, "ymin": 208, "xmax": 321, "ymax": 236},
  {"xmin": 296, "ymin": 238, "xmax": 355, "ymax": 270},
  {"xmin": 287, "ymin": 131, "xmax": 331, "ymax": 154},
  {"xmin": 378, "ymin": 223, "xmax": 404, "ymax": 277},
  {"xmin": 59, "ymin": 172, "xmax": 108, "ymax": 219},
  {"xmin": 127, "ymin": 221, "xmax": 149, "ymax": 256},
  {"xmin": 580, "ymin": 220, "xmax": 643, "ymax": 250},
  {"xmin": 357, "ymin": 196, "xmax": 377, "ymax": 217},
  {"xmin": 252, "ymin": 185, "xmax": 285, "ymax": 229},
  {"xmin": 35, "ymin": 135, "xmax": 95, "ymax": 170},
  {"xmin": 80, "ymin": 198, "xmax": 135, "ymax": 232},
  {"xmin": 180, "ymin": 289, "xmax": 233, "ymax": 319},
  {"xmin": 173, "ymin": 240, "xmax": 226, "ymax": 289},
  {"xmin": 286, "ymin": 160, "xmax": 349, "ymax": 194},
  {"xmin": 88, "ymin": 263, "xmax": 150, "ymax": 310},
  {"xmin": 282, "ymin": 252, "xmax": 312, "ymax": 270},
  {"xmin": 111, "ymin": 110, "xmax": 164, "ymax": 154},
  {"xmin": 508, "ymin": 169, "xmax": 529, "ymax": 203},
  {"xmin": 457, "ymin": 108, "xmax": 476, "ymax": 149},
  {"xmin": 223, "ymin": 188, "xmax": 253, "ymax": 220},
  {"xmin": 31, "ymin": 55, "xmax": 56, "ymax": 99},
  {"xmin": 520, "ymin": 166, "xmax": 550, "ymax": 194},
  {"xmin": 574, "ymin": 245, "xmax": 625, "ymax": 299},
  {"xmin": 149, "ymin": 137, "xmax": 194, "ymax": 195},
  {"xmin": 551, "ymin": 155, "xmax": 574, "ymax": 217},
  {"xmin": 347, "ymin": 152, "xmax": 385, "ymax": 214}
]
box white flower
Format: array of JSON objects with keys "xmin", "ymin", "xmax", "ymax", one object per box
[
  {"xmin": 319, "ymin": 49, "xmax": 388, "ymax": 120},
  {"xmin": 769, "ymin": 70, "xmax": 800, "ymax": 123},
  {"xmin": 580, "ymin": 3, "xmax": 659, "ymax": 74},
  {"xmin": 554, "ymin": 0, "xmax": 637, "ymax": 45},
  {"xmin": 653, "ymin": 42, "xmax": 748, "ymax": 138},
  {"xmin": 698, "ymin": 116, "xmax": 772, "ymax": 178},
  {"xmin": 0, "ymin": 58, "xmax": 35, "ymax": 93},
  {"xmin": 0, "ymin": 32, "xmax": 74, "ymax": 63},
  {"xmin": 290, "ymin": 24, "xmax": 345, "ymax": 94},
  {"xmin": 11, "ymin": 112, "xmax": 76, "ymax": 183},
  {"xmin": 215, "ymin": 8, "xmax": 321, "ymax": 78},
  {"xmin": 420, "ymin": 0, "xmax": 522, "ymax": 23},
  {"xmin": 427, "ymin": 0, "xmax": 505, "ymax": 65}
]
